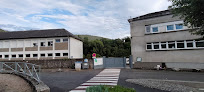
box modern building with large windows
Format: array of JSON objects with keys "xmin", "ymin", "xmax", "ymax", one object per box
[
  {"xmin": 128, "ymin": 10, "xmax": 204, "ymax": 69},
  {"xmin": 0, "ymin": 29, "xmax": 83, "ymax": 61}
]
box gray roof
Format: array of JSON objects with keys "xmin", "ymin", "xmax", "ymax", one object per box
[
  {"xmin": 128, "ymin": 10, "xmax": 171, "ymax": 22},
  {"xmin": 0, "ymin": 29, "xmax": 82, "ymax": 41}
]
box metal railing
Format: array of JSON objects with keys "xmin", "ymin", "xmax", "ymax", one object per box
[{"xmin": 0, "ymin": 62, "xmax": 41, "ymax": 82}]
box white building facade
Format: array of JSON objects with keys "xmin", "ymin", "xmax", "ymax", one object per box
[{"xmin": 0, "ymin": 29, "xmax": 83, "ymax": 61}]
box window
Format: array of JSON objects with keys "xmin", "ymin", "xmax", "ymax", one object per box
[
  {"xmin": 12, "ymin": 55, "xmax": 16, "ymax": 58},
  {"xmin": 48, "ymin": 53, "xmax": 53, "ymax": 57},
  {"xmin": 152, "ymin": 27, "xmax": 158, "ymax": 33},
  {"xmin": 186, "ymin": 40, "xmax": 194, "ymax": 48},
  {"xmin": 196, "ymin": 40, "xmax": 204, "ymax": 47},
  {"xmin": 63, "ymin": 53, "xmax": 68, "ymax": 56},
  {"xmin": 41, "ymin": 42, "xmax": 45, "ymax": 46},
  {"xmin": 19, "ymin": 54, "xmax": 23, "ymax": 58},
  {"xmin": 145, "ymin": 26, "xmax": 151, "ymax": 33},
  {"xmin": 146, "ymin": 43, "xmax": 152, "ymax": 50},
  {"xmin": 26, "ymin": 54, "xmax": 30, "ymax": 57},
  {"xmin": 161, "ymin": 42, "xmax": 167, "ymax": 49},
  {"xmin": 40, "ymin": 54, "xmax": 45, "ymax": 57},
  {"xmin": 168, "ymin": 41, "xmax": 175, "ymax": 49},
  {"xmin": 5, "ymin": 55, "xmax": 9, "ymax": 58},
  {"xmin": 167, "ymin": 25, "xmax": 174, "ymax": 31},
  {"xmin": 48, "ymin": 41, "xmax": 53, "ymax": 46},
  {"xmin": 55, "ymin": 53, "xmax": 60, "ymax": 57},
  {"xmin": 33, "ymin": 43, "xmax": 38, "ymax": 47},
  {"xmin": 0, "ymin": 55, "xmax": 2, "ymax": 58},
  {"xmin": 33, "ymin": 54, "xmax": 38, "ymax": 57},
  {"xmin": 55, "ymin": 39, "xmax": 61, "ymax": 43},
  {"xmin": 177, "ymin": 41, "xmax": 185, "ymax": 48},
  {"xmin": 175, "ymin": 24, "xmax": 183, "ymax": 30},
  {"xmin": 153, "ymin": 43, "xmax": 159, "ymax": 49},
  {"xmin": 63, "ymin": 39, "xmax": 68, "ymax": 42}
]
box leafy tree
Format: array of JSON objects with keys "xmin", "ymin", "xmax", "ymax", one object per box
[{"xmin": 168, "ymin": 0, "xmax": 204, "ymax": 37}]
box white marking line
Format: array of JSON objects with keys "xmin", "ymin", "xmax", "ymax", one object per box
[
  {"xmin": 81, "ymin": 83, "xmax": 117, "ymax": 86},
  {"xmin": 93, "ymin": 77, "xmax": 119, "ymax": 78},
  {"xmin": 70, "ymin": 90, "xmax": 86, "ymax": 92},
  {"xmin": 87, "ymin": 80, "xmax": 118, "ymax": 82},
  {"xmin": 70, "ymin": 69, "xmax": 121, "ymax": 92},
  {"xmin": 199, "ymin": 88, "xmax": 204, "ymax": 90},
  {"xmin": 91, "ymin": 78, "xmax": 118, "ymax": 80}
]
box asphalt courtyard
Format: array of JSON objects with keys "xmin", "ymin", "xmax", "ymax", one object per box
[{"xmin": 41, "ymin": 69, "xmax": 204, "ymax": 92}]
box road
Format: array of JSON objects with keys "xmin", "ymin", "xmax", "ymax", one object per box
[{"xmin": 40, "ymin": 69, "xmax": 204, "ymax": 92}]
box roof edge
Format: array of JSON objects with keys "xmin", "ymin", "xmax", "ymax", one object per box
[{"xmin": 128, "ymin": 10, "xmax": 172, "ymax": 23}]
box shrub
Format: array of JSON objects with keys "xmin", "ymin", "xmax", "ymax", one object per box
[{"xmin": 86, "ymin": 85, "xmax": 135, "ymax": 92}]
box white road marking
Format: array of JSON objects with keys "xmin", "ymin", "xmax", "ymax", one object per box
[{"xmin": 70, "ymin": 69, "xmax": 121, "ymax": 92}]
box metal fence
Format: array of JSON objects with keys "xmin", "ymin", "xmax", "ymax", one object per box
[{"xmin": 0, "ymin": 62, "xmax": 41, "ymax": 82}]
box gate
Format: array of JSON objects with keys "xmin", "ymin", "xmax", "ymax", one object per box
[{"xmin": 103, "ymin": 56, "xmax": 126, "ymax": 68}]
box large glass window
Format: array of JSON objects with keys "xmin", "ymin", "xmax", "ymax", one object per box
[
  {"xmin": 145, "ymin": 26, "xmax": 151, "ymax": 33},
  {"xmin": 55, "ymin": 53, "xmax": 60, "ymax": 57},
  {"xmin": 63, "ymin": 53, "xmax": 68, "ymax": 56},
  {"xmin": 168, "ymin": 41, "xmax": 175, "ymax": 49},
  {"xmin": 48, "ymin": 53, "xmax": 53, "ymax": 57},
  {"xmin": 152, "ymin": 27, "xmax": 158, "ymax": 33},
  {"xmin": 196, "ymin": 40, "xmax": 204, "ymax": 47},
  {"xmin": 41, "ymin": 54, "xmax": 45, "ymax": 57},
  {"xmin": 26, "ymin": 54, "xmax": 30, "ymax": 57},
  {"xmin": 63, "ymin": 39, "xmax": 68, "ymax": 42},
  {"xmin": 55, "ymin": 39, "xmax": 61, "ymax": 43},
  {"xmin": 186, "ymin": 40, "xmax": 194, "ymax": 48},
  {"xmin": 5, "ymin": 55, "xmax": 9, "ymax": 58},
  {"xmin": 48, "ymin": 41, "xmax": 53, "ymax": 46},
  {"xmin": 161, "ymin": 42, "xmax": 167, "ymax": 49},
  {"xmin": 19, "ymin": 54, "xmax": 23, "ymax": 58},
  {"xmin": 167, "ymin": 25, "xmax": 174, "ymax": 31},
  {"xmin": 177, "ymin": 41, "xmax": 185, "ymax": 48},
  {"xmin": 146, "ymin": 43, "xmax": 152, "ymax": 50},
  {"xmin": 41, "ymin": 42, "xmax": 45, "ymax": 46},
  {"xmin": 153, "ymin": 43, "xmax": 159, "ymax": 49},
  {"xmin": 175, "ymin": 24, "xmax": 183, "ymax": 30},
  {"xmin": 12, "ymin": 55, "xmax": 16, "ymax": 58},
  {"xmin": 33, "ymin": 54, "xmax": 38, "ymax": 57},
  {"xmin": 33, "ymin": 43, "xmax": 38, "ymax": 47}
]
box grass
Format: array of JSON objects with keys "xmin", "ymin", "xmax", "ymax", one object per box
[{"xmin": 86, "ymin": 85, "xmax": 136, "ymax": 92}]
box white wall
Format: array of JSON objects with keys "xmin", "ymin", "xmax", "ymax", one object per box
[{"xmin": 69, "ymin": 37, "xmax": 83, "ymax": 59}]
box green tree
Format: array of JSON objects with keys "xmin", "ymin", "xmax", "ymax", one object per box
[{"xmin": 168, "ymin": 0, "xmax": 204, "ymax": 37}]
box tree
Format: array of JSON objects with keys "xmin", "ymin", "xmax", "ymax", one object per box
[{"xmin": 168, "ymin": 0, "xmax": 204, "ymax": 37}]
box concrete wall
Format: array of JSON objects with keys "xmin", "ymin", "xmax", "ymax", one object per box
[
  {"xmin": 130, "ymin": 14, "xmax": 204, "ymax": 63},
  {"xmin": 69, "ymin": 37, "xmax": 83, "ymax": 59}
]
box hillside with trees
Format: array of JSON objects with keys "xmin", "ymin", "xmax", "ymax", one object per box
[
  {"xmin": 76, "ymin": 35, "xmax": 108, "ymax": 41},
  {"xmin": 0, "ymin": 29, "xmax": 6, "ymax": 32},
  {"xmin": 82, "ymin": 36, "xmax": 131, "ymax": 58}
]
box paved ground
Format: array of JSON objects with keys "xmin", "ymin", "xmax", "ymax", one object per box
[
  {"xmin": 41, "ymin": 69, "xmax": 102, "ymax": 92},
  {"xmin": 41, "ymin": 69, "xmax": 204, "ymax": 92}
]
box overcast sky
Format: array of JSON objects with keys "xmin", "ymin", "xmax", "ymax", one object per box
[{"xmin": 0, "ymin": 0, "xmax": 171, "ymax": 39}]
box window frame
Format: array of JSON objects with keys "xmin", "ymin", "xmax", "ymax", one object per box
[
  {"xmin": 152, "ymin": 27, "xmax": 159, "ymax": 33},
  {"xmin": 196, "ymin": 40, "xmax": 204, "ymax": 48},
  {"xmin": 4, "ymin": 55, "xmax": 9, "ymax": 58},
  {"xmin": 12, "ymin": 54, "xmax": 16, "ymax": 58},
  {"xmin": 55, "ymin": 39, "xmax": 61, "ymax": 43},
  {"xmin": 146, "ymin": 43, "xmax": 152, "ymax": 50},
  {"xmin": 40, "ymin": 54, "xmax": 46, "ymax": 57},
  {"xmin": 63, "ymin": 38, "xmax": 68, "ymax": 42},
  {"xmin": 145, "ymin": 26, "xmax": 151, "ymax": 34},
  {"xmin": 40, "ymin": 42, "xmax": 45, "ymax": 47},
  {"xmin": 48, "ymin": 41, "xmax": 53, "ymax": 46},
  {"xmin": 55, "ymin": 53, "xmax": 61, "ymax": 57},
  {"xmin": 48, "ymin": 53, "xmax": 53, "ymax": 57},
  {"xmin": 18, "ymin": 54, "xmax": 23, "ymax": 58},
  {"xmin": 26, "ymin": 54, "xmax": 30, "ymax": 58},
  {"xmin": 153, "ymin": 42, "xmax": 160, "ymax": 50},
  {"xmin": 63, "ymin": 53, "xmax": 68, "ymax": 56},
  {"xmin": 166, "ymin": 25, "xmax": 174, "ymax": 31},
  {"xmin": 175, "ymin": 23, "xmax": 184, "ymax": 30},
  {"xmin": 33, "ymin": 54, "xmax": 38, "ymax": 58}
]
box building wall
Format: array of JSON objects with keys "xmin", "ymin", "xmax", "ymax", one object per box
[
  {"xmin": 130, "ymin": 15, "xmax": 204, "ymax": 63},
  {"xmin": 0, "ymin": 37, "xmax": 74, "ymax": 60},
  {"xmin": 69, "ymin": 37, "xmax": 83, "ymax": 59}
]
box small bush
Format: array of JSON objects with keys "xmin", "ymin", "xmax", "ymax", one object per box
[{"xmin": 86, "ymin": 85, "xmax": 135, "ymax": 92}]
